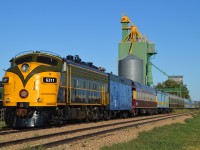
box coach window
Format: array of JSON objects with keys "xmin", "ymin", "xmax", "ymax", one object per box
[
  {"xmin": 142, "ymin": 92, "xmax": 144, "ymax": 100},
  {"xmin": 98, "ymin": 83, "xmax": 101, "ymax": 91},
  {"xmin": 138, "ymin": 91, "xmax": 140, "ymax": 100},
  {"xmin": 141, "ymin": 92, "xmax": 142, "ymax": 100},
  {"xmin": 80, "ymin": 78, "xmax": 83, "ymax": 88},
  {"xmin": 83, "ymin": 81, "xmax": 86, "ymax": 89},
  {"xmin": 93, "ymin": 82, "xmax": 95, "ymax": 90},
  {"xmin": 73, "ymin": 79, "xmax": 76, "ymax": 88},
  {"xmin": 76, "ymin": 79, "xmax": 79, "ymax": 88},
  {"xmin": 89, "ymin": 82, "xmax": 91, "ymax": 89},
  {"xmin": 94, "ymin": 83, "xmax": 97, "ymax": 90}
]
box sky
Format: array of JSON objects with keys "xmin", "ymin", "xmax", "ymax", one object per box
[{"xmin": 0, "ymin": 0, "xmax": 200, "ymax": 100}]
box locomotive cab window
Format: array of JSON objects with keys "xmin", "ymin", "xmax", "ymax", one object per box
[
  {"xmin": 37, "ymin": 56, "xmax": 58, "ymax": 66},
  {"xmin": 14, "ymin": 56, "xmax": 32, "ymax": 65}
]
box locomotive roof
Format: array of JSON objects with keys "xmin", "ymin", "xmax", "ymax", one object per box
[
  {"xmin": 11, "ymin": 51, "xmax": 63, "ymax": 62},
  {"xmin": 65, "ymin": 59, "xmax": 107, "ymax": 76},
  {"xmin": 132, "ymin": 80, "xmax": 156, "ymax": 93},
  {"xmin": 9, "ymin": 51, "xmax": 64, "ymax": 68}
]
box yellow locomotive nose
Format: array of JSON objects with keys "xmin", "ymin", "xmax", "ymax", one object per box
[{"xmin": 2, "ymin": 51, "xmax": 64, "ymax": 127}]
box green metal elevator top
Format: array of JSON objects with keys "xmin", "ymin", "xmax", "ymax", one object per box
[{"xmin": 118, "ymin": 16, "xmax": 157, "ymax": 86}]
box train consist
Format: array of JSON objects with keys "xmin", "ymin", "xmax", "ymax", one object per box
[{"xmin": 2, "ymin": 51, "xmax": 199, "ymax": 128}]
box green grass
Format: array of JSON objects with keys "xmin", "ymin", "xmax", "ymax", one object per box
[
  {"xmin": 172, "ymin": 109, "xmax": 193, "ymax": 114},
  {"xmin": 101, "ymin": 111, "xmax": 200, "ymax": 150}
]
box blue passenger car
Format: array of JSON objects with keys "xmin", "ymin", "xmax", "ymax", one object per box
[
  {"xmin": 108, "ymin": 74, "xmax": 132, "ymax": 113},
  {"xmin": 169, "ymin": 94, "xmax": 184, "ymax": 108},
  {"xmin": 157, "ymin": 91, "xmax": 169, "ymax": 108},
  {"xmin": 184, "ymin": 99, "xmax": 191, "ymax": 108},
  {"xmin": 157, "ymin": 91, "xmax": 169, "ymax": 113},
  {"xmin": 191, "ymin": 101, "xmax": 200, "ymax": 108}
]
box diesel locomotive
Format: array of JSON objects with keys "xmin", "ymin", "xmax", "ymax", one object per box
[
  {"xmin": 2, "ymin": 51, "xmax": 195, "ymax": 128},
  {"xmin": 3, "ymin": 51, "xmax": 110, "ymax": 127}
]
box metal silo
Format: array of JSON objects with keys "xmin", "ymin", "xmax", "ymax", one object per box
[{"xmin": 118, "ymin": 55, "xmax": 143, "ymax": 83}]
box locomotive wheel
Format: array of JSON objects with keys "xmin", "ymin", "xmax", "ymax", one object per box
[
  {"xmin": 86, "ymin": 108, "xmax": 90, "ymax": 122},
  {"xmin": 154, "ymin": 109, "xmax": 158, "ymax": 115},
  {"xmin": 132, "ymin": 109, "xmax": 138, "ymax": 117},
  {"xmin": 92, "ymin": 107, "xmax": 99, "ymax": 121},
  {"xmin": 147, "ymin": 109, "xmax": 153, "ymax": 115},
  {"xmin": 121, "ymin": 112, "xmax": 128, "ymax": 118},
  {"xmin": 86, "ymin": 107, "xmax": 99, "ymax": 122},
  {"xmin": 104, "ymin": 111, "xmax": 111, "ymax": 120}
]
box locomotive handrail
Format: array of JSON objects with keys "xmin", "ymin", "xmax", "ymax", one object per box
[
  {"xmin": 15, "ymin": 50, "xmax": 35, "ymax": 58},
  {"xmin": 14, "ymin": 50, "xmax": 62, "ymax": 59},
  {"xmin": 36, "ymin": 50, "xmax": 62, "ymax": 58}
]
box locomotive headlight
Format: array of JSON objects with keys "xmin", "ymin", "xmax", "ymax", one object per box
[
  {"xmin": 21, "ymin": 63, "xmax": 30, "ymax": 72},
  {"xmin": 37, "ymin": 98, "xmax": 42, "ymax": 103},
  {"xmin": 19, "ymin": 89, "xmax": 29, "ymax": 99},
  {"xmin": 5, "ymin": 98, "xmax": 10, "ymax": 103},
  {"xmin": 2, "ymin": 77, "xmax": 9, "ymax": 83}
]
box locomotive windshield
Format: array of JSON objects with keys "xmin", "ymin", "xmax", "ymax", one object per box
[
  {"xmin": 37, "ymin": 56, "xmax": 58, "ymax": 66},
  {"xmin": 15, "ymin": 56, "xmax": 32, "ymax": 65},
  {"xmin": 12, "ymin": 55, "xmax": 59, "ymax": 66},
  {"xmin": 9, "ymin": 52, "xmax": 63, "ymax": 70}
]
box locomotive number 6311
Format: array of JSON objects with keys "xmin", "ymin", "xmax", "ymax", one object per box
[{"xmin": 43, "ymin": 77, "xmax": 57, "ymax": 83}]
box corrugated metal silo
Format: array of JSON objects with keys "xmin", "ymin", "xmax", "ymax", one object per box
[{"xmin": 118, "ymin": 55, "xmax": 143, "ymax": 83}]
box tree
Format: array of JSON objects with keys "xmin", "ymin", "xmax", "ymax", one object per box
[{"xmin": 155, "ymin": 79, "xmax": 191, "ymax": 100}]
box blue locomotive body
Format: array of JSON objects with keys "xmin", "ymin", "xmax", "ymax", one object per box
[{"xmin": 109, "ymin": 74, "xmax": 132, "ymax": 111}]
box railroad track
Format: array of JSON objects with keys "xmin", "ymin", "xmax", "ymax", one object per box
[
  {"xmin": 0, "ymin": 121, "xmax": 87, "ymax": 136},
  {"xmin": 0, "ymin": 112, "xmax": 192, "ymax": 149},
  {"xmin": 0, "ymin": 128, "xmax": 44, "ymax": 136},
  {"xmin": 0, "ymin": 113, "xmax": 168, "ymax": 136},
  {"xmin": 0, "ymin": 125, "xmax": 66, "ymax": 136}
]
